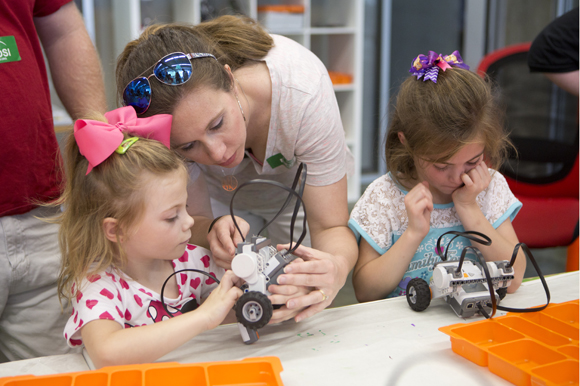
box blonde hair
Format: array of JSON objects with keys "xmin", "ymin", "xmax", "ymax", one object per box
[
  {"xmin": 385, "ymin": 68, "xmax": 511, "ymax": 186},
  {"xmin": 116, "ymin": 15, "xmax": 273, "ymax": 117},
  {"xmin": 53, "ymin": 115, "xmax": 187, "ymax": 304}
]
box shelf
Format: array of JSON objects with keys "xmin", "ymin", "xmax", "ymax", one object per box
[
  {"xmin": 85, "ymin": 0, "xmax": 363, "ymax": 202},
  {"xmin": 309, "ymin": 27, "xmax": 357, "ymax": 35}
]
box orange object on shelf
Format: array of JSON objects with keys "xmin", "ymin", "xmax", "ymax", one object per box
[
  {"xmin": 0, "ymin": 356, "xmax": 284, "ymax": 386},
  {"xmin": 328, "ymin": 71, "xmax": 353, "ymax": 85},
  {"xmin": 257, "ymin": 5, "xmax": 305, "ymax": 13},
  {"xmin": 439, "ymin": 300, "xmax": 579, "ymax": 386}
]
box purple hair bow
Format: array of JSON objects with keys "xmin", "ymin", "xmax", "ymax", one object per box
[
  {"xmin": 409, "ymin": 51, "xmax": 470, "ymax": 83},
  {"xmin": 74, "ymin": 106, "xmax": 172, "ymax": 174}
]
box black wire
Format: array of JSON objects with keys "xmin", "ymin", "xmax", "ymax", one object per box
[
  {"xmin": 160, "ymin": 269, "xmax": 220, "ymax": 318},
  {"xmin": 496, "ymin": 243, "xmax": 551, "ymax": 314},
  {"xmin": 466, "ymin": 246, "xmax": 497, "ymax": 318},
  {"xmin": 437, "ymin": 231, "xmax": 551, "ymax": 318},
  {"xmin": 228, "ymin": 163, "xmax": 308, "ymax": 254},
  {"xmin": 257, "ymin": 163, "xmax": 306, "ymax": 237},
  {"xmin": 436, "ymin": 231, "xmax": 491, "ymax": 262}
]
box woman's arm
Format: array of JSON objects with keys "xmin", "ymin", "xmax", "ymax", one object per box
[
  {"xmin": 271, "ymin": 176, "xmax": 358, "ymax": 321},
  {"xmin": 81, "ymin": 271, "xmax": 241, "ymax": 368}
]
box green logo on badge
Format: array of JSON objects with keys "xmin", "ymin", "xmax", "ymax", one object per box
[{"xmin": 0, "ymin": 36, "xmax": 21, "ymax": 63}]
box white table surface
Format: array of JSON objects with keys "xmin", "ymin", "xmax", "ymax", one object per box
[{"xmin": 0, "ymin": 271, "xmax": 577, "ymax": 386}]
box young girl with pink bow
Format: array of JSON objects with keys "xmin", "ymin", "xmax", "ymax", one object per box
[
  {"xmin": 54, "ymin": 107, "xmax": 241, "ymax": 368},
  {"xmin": 349, "ymin": 51, "xmax": 526, "ymax": 302}
]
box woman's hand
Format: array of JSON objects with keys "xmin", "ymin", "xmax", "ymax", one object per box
[
  {"xmin": 404, "ymin": 181, "xmax": 433, "ymax": 239},
  {"xmin": 266, "ymin": 258, "xmax": 312, "ymax": 324},
  {"xmin": 274, "ymin": 244, "xmax": 349, "ymax": 322},
  {"xmin": 207, "ymin": 215, "xmax": 250, "ymax": 269},
  {"xmin": 197, "ymin": 270, "xmax": 242, "ymax": 330},
  {"xmin": 452, "ymin": 161, "xmax": 491, "ymax": 207}
]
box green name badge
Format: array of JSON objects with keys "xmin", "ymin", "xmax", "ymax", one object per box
[
  {"xmin": 266, "ymin": 153, "xmax": 295, "ymax": 169},
  {"xmin": 0, "ymin": 36, "xmax": 21, "ymax": 63}
]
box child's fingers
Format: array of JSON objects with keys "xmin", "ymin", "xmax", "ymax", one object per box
[
  {"xmin": 228, "ymin": 286, "xmax": 243, "ymax": 302},
  {"xmin": 218, "ymin": 270, "xmax": 238, "ymax": 289}
]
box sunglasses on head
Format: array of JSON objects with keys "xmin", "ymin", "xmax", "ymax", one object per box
[{"xmin": 122, "ymin": 52, "xmax": 217, "ymax": 114}]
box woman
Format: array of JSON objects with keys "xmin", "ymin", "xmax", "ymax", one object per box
[{"xmin": 116, "ymin": 15, "xmax": 357, "ymax": 323}]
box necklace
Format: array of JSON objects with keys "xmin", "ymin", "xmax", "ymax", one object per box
[{"xmin": 221, "ymin": 165, "xmax": 238, "ymax": 192}]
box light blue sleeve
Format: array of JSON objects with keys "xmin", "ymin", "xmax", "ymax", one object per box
[
  {"xmin": 492, "ymin": 201, "xmax": 522, "ymax": 229},
  {"xmin": 348, "ymin": 219, "xmax": 388, "ymax": 255}
]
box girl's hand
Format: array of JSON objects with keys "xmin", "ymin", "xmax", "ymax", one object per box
[
  {"xmin": 274, "ymin": 244, "xmax": 348, "ymax": 322},
  {"xmin": 207, "ymin": 216, "xmax": 250, "ymax": 269},
  {"xmin": 452, "ymin": 161, "xmax": 491, "ymax": 207},
  {"xmin": 404, "ymin": 181, "xmax": 433, "ymax": 239},
  {"xmin": 197, "ymin": 270, "xmax": 242, "ymax": 330}
]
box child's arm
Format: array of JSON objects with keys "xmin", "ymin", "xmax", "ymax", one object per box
[
  {"xmin": 452, "ymin": 162, "xmax": 526, "ymax": 292},
  {"xmin": 81, "ymin": 271, "xmax": 242, "ymax": 368},
  {"xmin": 352, "ymin": 182, "xmax": 433, "ymax": 302}
]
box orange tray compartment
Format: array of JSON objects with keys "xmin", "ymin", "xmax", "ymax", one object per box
[
  {"xmin": 440, "ymin": 300, "xmax": 579, "ymax": 386},
  {"xmin": 0, "ymin": 356, "xmax": 283, "ymax": 386}
]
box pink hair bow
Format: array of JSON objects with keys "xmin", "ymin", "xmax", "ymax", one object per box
[{"xmin": 74, "ymin": 106, "xmax": 172, "ymax": 174}]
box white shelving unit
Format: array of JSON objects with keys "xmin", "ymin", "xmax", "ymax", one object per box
[
  {"xmin": 257, "ymin": 0, "xmax": 364, "ymax": 201},
  {"xmin": 72, "ymin": 0, "xmax": 363, "ymax": 201}
]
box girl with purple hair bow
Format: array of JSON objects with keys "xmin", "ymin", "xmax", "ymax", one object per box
[{"xmin": 348, "ymin": 51, "xmax": 526, "ymax": 302}]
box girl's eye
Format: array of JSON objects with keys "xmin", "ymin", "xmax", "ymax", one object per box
[
  {"xmin": 210, "ymin": 116, "xmax": 224, "ymax": 131},
  {"xmin": 166, "ymin": 215, "xmax": 178, "ymax": 223},
  {"xmin": 434, "ymin": 164, "xmax": 449, "ymax": 171}
]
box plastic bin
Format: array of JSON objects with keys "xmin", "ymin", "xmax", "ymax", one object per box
[
  {"xmin": 439, "ymin": 300, "xmax": 579, "ymax": 386},
  {"xmin": 0, "ymin": 356, "xmax": 284, "ymax": 386}
]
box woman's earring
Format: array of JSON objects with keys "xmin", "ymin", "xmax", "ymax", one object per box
[{"xmin": 234, "ymin": 92, "xmax": 246, "ymax": 123}]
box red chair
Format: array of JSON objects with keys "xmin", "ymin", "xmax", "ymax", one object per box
[{"xmin": 478, "ymin": 43, "xmax": 579, "ymax": 271}]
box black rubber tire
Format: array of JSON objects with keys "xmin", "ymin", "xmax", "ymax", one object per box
[
  {"xmin": 235, "ymin": 291, "xmax": 273, "ymax": 329},
  {"xmin": 406, "ymin": 278, "xmax": 431, "ymax": 312}
]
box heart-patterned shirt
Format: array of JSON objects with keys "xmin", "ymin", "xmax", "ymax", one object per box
[{"xmin": 64, "ymin": 244, "xmax": 223, "ymax": 347}]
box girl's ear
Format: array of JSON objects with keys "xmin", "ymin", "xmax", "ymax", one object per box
[
  {"xmin": 398, "ymin": 132, "xmax": 406, "ymax": 144},
  {"xmin": 102, "ymin": 217, "xmax": 122, "ymax": 243}
]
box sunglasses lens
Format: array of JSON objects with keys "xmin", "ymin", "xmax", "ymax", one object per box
[
  {"xmin": 154, "ymin": 53, "xmax": 192, "ymax": 86},
  {"xmin": 123, "ymin": 77, "xmax": 151, "ymax": 114}
]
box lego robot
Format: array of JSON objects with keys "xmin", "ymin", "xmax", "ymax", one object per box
[
  {"xmin": 406, "ymin": 258, "xmax": 514, "ymax": 317},
  {"xmin": 231, "ymin": 236, "xmax": 298, "ymax": 344},
  {"xmin": 406, "ymin": 231, "xmax": 515, "ymax": 318}
]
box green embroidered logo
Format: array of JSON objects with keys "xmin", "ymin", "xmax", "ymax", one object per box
[
  {"xmin": 0, "ymin": 36, "xmax": 21, "ymax": 63},
  {"xmin": 266, "ymin": 153, "xmax": 295, "ymax": 169}
]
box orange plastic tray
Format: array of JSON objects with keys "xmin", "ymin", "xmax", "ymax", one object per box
[
  {"xmin": 439, "ymin": 300, "xmax": 579, "ymax": 386},
  {"xmin": 0, "ymin": 356, "xmax": 283, "ymax": 386}
]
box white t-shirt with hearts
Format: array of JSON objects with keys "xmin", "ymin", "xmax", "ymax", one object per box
[{"xmin": 63, "ymin": 244, "xmax": 224, "ymax": 347}]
